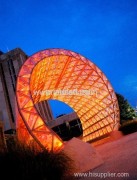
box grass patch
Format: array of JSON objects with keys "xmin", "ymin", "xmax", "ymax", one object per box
[
  {"xmin": 119, "ymin": 120, "xmax": 137, "ymax": 135},
  {"xmin": 0, "ymin": 139, "xmax": 74, "ymax": 180}
]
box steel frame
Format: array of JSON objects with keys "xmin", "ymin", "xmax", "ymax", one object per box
[{"xmin": 16, "ymin": 49, "xmax": 119, "ymax": 151}]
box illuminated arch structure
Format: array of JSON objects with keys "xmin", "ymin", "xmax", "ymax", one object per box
[{"xmin": 16, "ymin": 49, "xmax": 120, "ymax": 151}]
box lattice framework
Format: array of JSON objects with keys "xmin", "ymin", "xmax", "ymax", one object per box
[{"xmin": 16, "ymin": 49, "xmax": 119, "ymax": 151}]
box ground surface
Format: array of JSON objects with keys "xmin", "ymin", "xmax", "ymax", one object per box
[{"xmin": 75, "ymin": 132, "xmax": 137, "ymax": 179}]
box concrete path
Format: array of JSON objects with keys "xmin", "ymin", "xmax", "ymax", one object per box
[{"xmin": 74, "ymin": 132, "xmax": 137, "ymax": 179}]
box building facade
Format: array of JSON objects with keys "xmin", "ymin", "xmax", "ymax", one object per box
[{"xmin": 0, "ymin": 48, "xmax": 53, "ymax": 132}]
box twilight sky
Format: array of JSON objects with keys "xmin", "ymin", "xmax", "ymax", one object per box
[{"xmin": 0, "ymin": 0, "xmax": 137, "ymax": 117}]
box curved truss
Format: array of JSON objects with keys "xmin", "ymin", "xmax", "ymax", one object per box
[{"xmin": 16, "ymin": 49, "xmax": 119, "ymax": 151}]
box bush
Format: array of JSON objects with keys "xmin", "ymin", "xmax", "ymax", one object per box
[
  {"xmin": 0, "ymin": 140, "xmax": 74, "ymax": 180},
  {"xmin": 119, "ymin": 119, "xmax": 137, "ymax": 135}
]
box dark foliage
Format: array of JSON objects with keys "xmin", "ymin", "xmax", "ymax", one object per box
[
  {"xmin": 116, "ymin": 93, "xmax": 137, "ymax": 123},
  {"xmin": 119, "ymin": 120, "xmax": 137, "ymax": 135},
  {"xmin": 0, "ymin": 140, "xmax": 73, "ymax": 180}
]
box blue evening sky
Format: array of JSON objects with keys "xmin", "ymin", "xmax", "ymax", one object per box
[{"xmin": 0, "ymin": 0, "xmax": 137, "ymax": 118}]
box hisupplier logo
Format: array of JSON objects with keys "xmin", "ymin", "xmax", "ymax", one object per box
[
  {"xmin": 33, "ymin": 89, "xmax": 99, "ymax": 96},
  {"xmin": 73, "ymin": 172, "xmax": 130, "ymax": 178}
]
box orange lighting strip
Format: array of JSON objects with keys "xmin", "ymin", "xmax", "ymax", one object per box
[{"xmin": 16, "ymin": 49, "xmax": 120, "ymax": 151}]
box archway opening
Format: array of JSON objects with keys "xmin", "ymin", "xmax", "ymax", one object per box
[
  {"xmin": 49, "ymin": 99, "xmax": 83, "ymax": 141},
  {"xmin": 35, "ymin": 99, "xmax": 83, "ymax": 141},
  {"xmin": 48, "ymin": 99, "xmax": 74, "ymax": 119}
]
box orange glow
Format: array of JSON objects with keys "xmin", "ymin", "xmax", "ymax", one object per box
[{"xmin": 16, "ymin": 49, "xmax": 120, "ymax": 151}]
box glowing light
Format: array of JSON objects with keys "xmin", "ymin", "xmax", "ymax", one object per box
[{"xmin": 16, "ymin": 48, "xmax": 120, "ymax": 151}]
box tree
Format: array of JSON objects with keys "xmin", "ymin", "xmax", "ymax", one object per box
[{"xmin": 116, "ymin": 93, "xmax": 137, "ymax": 124}]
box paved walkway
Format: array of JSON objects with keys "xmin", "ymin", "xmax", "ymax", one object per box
[{"xmin": 77, "ymin": 132, "xmax": 137, "ymax": 179}]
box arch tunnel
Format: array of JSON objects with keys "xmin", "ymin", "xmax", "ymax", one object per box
[{"xmin": 16, "ymin": 49, "xmax": 119, "ymax": 151}]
